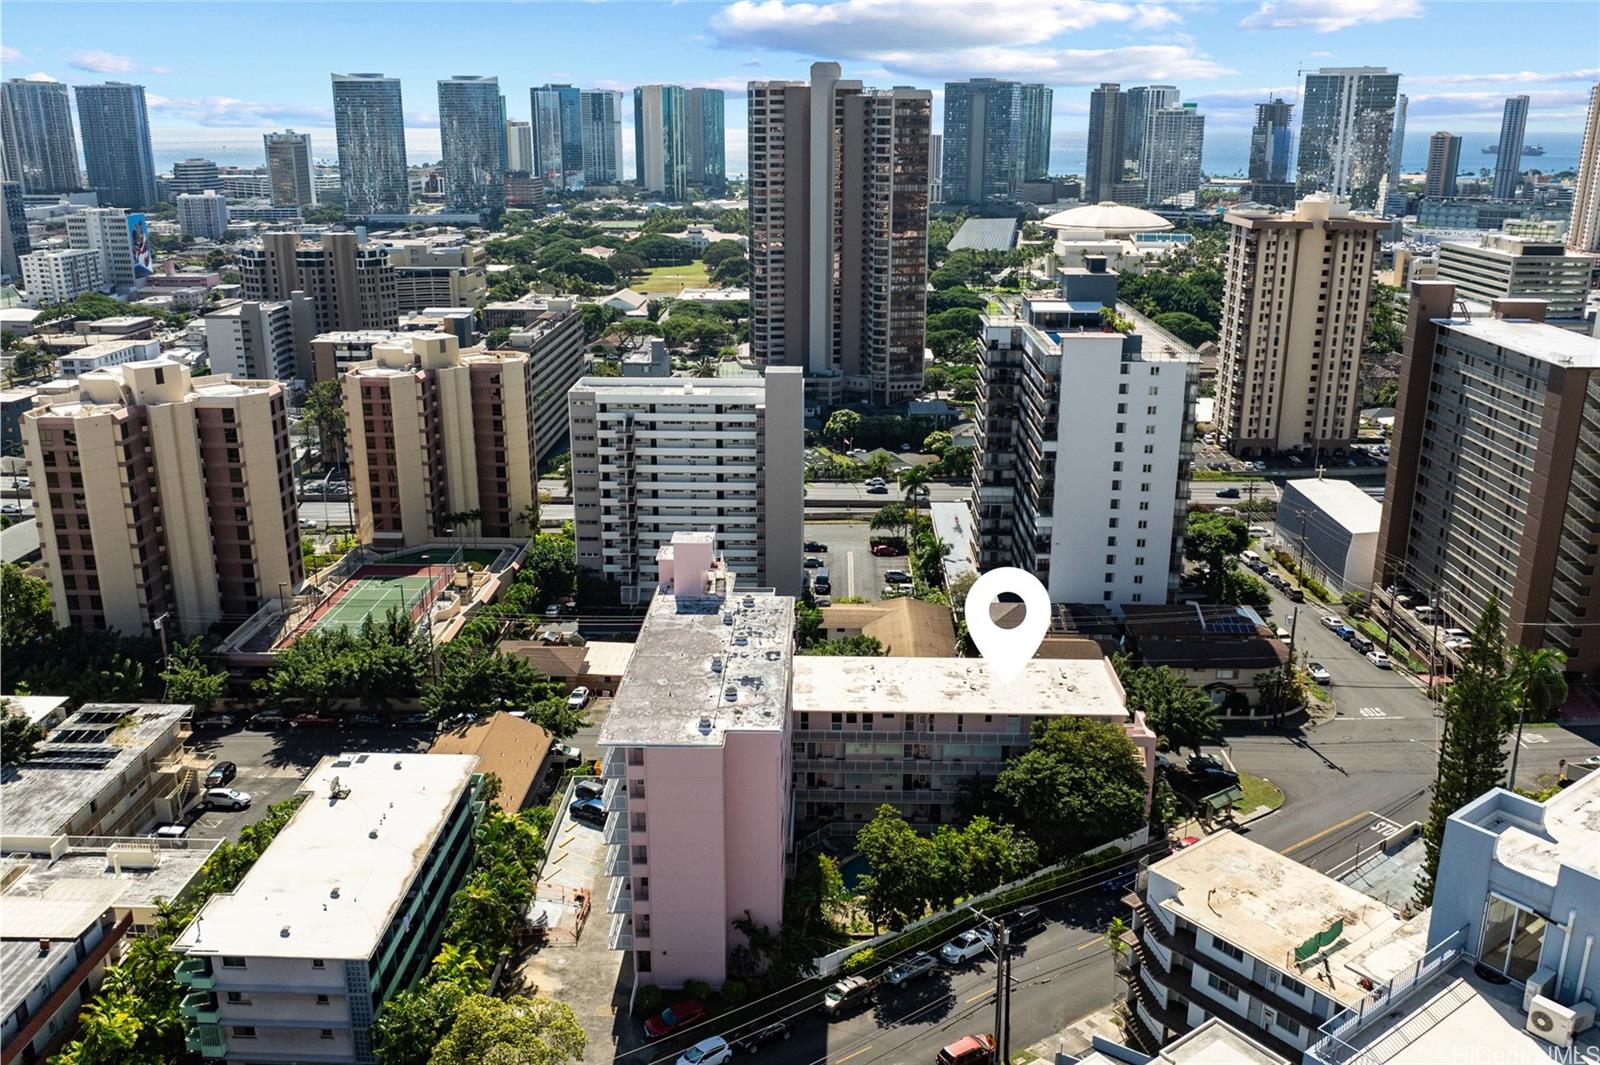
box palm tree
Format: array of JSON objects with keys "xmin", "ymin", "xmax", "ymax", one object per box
[
  {"xmin": 899, "ymin": 465, "xmax": 933, "ymax": 530},
  {"xmin": 692, "ymin": 356, "xmax": 718, "ymax": 378},
  {"xmin": 1506, "ymin": 646, "xmax": 1568, "ymax": 790}
]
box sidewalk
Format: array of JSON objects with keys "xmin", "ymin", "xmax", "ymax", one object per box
[{"xmin": 1021, "ymin": 1005, "xmax": 1128, "ymax": 1061}]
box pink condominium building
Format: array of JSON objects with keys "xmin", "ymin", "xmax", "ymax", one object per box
[
  {"xmin": 598, "ymin": 532, "xmax": 796, "ymax": 988},
  {"xmin": 600, "ymin": 530, "xmax": 1158, "ymax": 990}
]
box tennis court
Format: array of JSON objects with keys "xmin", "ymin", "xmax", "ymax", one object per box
[{"xmin": 298, "ymin": 557, "xmax": 457, "ymax": 637}]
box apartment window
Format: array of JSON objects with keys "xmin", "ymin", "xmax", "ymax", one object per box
[
  {"xmin": 1206, "ymin": 971, "xmax": 1240, "ymax": 1000},
  {"xmin": 1211, "ymin": 934, "xmax": 1246, "ymax": 962},
  {"xmin": 225, "ymin": 992, "xmax": 250, "ymax": 1005},
  {"xmin": 221, "ymin": 956, "xmax": 247, "ymax": 969},
  {"xmin": 232, "ymin": 1027, "xmax": 257, "ymax": 1039},
  {"xmin": 1279, "ymin": 972, "xmax": 1307, "ymax": 997},
  {"xmin": 1274, "ymin": 1013, "xmax": 1302, "ymax": 1037},
  {"xmin": 311, "ymin": 959, "xmax": 325, "ymax": 969},
  {"xmin": 321, "ymin": 1029, "xmax": 335, "ymax": 1040}
]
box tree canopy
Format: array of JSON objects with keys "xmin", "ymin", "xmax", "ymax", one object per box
[
  {"xmin": 990, "ymin": 718, "xmax": 1149, "ymax": 861},
  {"xmin": 427, "ymin": 995, "xmax": 585, "ymax": 1065}
]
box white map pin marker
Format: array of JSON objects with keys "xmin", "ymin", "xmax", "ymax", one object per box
[{"xmin": 965, "ymin": 567, "xmax": 1050, "ymax": 686}]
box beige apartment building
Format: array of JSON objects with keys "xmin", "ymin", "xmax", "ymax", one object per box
[
  {"xmin": 1568, "ymin": 83, "xmax": 1600, "ymax": 255},
  {"xmin": 384, "ymin": 235, "xmax": 488, "ymax": 314},
  {"xmin": 238, "ymin": 231, "xmax": 399, "ymax": 355},
  {"xmin": 342, "ymin": 333, "xmax": 539, "ymax": 548},
  {"xmin": 568, "ymin": 370, "xmax": 804, "ymax": 601},
  {"xmin": 22, "ymin": 359, "xmax": 302, "ymax": 635},
  {"xmin": 1214, "ymin": 195, "xmax": 1386, "ymax": 457},
  {"xmin": 747, "ymin": 63, "xmax": 931, "ymax": 405}
]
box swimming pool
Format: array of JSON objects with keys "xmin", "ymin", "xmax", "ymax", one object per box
[{"xmin": 839, "ymin": 853, "xmax": 870, "ymax": 892}]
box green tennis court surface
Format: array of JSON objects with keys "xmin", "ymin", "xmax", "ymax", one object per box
[{"xmin": 304, "ymin": 565, "xmax": 444, "ymax": 635}]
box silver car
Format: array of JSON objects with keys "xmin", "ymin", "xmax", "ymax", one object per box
[{"xmin": 885, "ymin": 952, "xmax": 937, "ymax": 986}]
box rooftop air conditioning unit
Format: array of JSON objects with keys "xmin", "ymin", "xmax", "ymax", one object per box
[{"xmin": 1526, "ymin": 995, "xmax": 1596, "ymax": 1048}]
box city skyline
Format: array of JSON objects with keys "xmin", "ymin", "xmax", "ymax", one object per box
[{"xmin": 2, "ymin": 0, "xmax": 1596, "ymax": 180}]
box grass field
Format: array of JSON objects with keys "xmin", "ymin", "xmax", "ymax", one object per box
[
  {"xmin": 1238, "ymin": 773, "xmax": 1285, "ymax": 813},
  {"xmin": 634, "ymin": 261, "xmax": 711, "ymax": 294}
]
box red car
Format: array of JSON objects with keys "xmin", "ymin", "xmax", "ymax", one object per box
[
  {"xmin": 292, "ymin": 711, "xmax": 338, "ymax": 728},
  {"xmin": 643, "ymin": 1000, "xmax": 707, "ymax": 1039},
  {"xmin": 870, "ymin": 542, "xmax": 903, "ymax": 557}
]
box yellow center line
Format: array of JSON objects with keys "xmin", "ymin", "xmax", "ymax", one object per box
[
  {"xmin": 1076, "ymin": 938, "xmax": 1104, "ymax": 951},
  {"xmin": 834, "ymin": 1045, "xmax": 874, "ymax": 1063},
  {"xmin": 965, "ymin": 988, "xmax": 994, "ymax": 1004},
  {"xmin": 1280, "ymin": 810, "xmax": 1375, "ymax": 855}
]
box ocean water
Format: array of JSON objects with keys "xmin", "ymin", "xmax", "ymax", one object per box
[{"xmin": 150, "ymin": 129, "xmax": 1587, "ymax": 181}]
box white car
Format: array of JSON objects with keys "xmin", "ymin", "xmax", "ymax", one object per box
[
  {"xmin": 939, "ymin": 928, "xmax": 994, "ymax": 965},
  {"xmin": 1275, "ymin": 626, "xmax": 1292, "ymax": 640},
  {"xmin": 676, "ymin": 1037, "xmax": 731, "ymax": 1065},
  {"xmin": 1442, "ymin": 628, "xmax": 1470, "ymax": 642},
  {"xmin": 1366, "ymin": 650, "xmax": 1392, "ymax": 670},
  {"xmin": 1308, "ymin": 663, "xmax": 1332, "ymax": 685},
  {"xmin": 544, "ymin": 604, "xmax": 563, "ymax": 619},
  {"xmin": 567, "ymin": 686, "xmax": 591, "ymax": 710},
  {"xmin": 1320, "ymin": 615, "xmax": 1345, "ymax": 631},
  {"xmin": 298, "ymin": 517, "xmax": 318, "ymax": 528},
  {"xmin": 551, "ymin": 742, "xmax": 582, "ymax": 764},
  {"xmin": 204, "ymin": 787, "xmax": 252, "ymax": 810}
]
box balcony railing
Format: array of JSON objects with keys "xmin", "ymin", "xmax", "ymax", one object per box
[
  {"xmin": 606, "ymin": 876, "xmax": 632, "ymax": 914},
  {"xmin": 603, "ymin": 811, "xmax": 628, "ymax": 847},
  {"xmin": 608, "ymin": 913, "xmax": 633, "ymax": 951},
  {"xmin": 602, "ymin": 778, "xmax": 627, "ymax": 814},
  {"xmin": 601, "ymin": 747, "xmax": 624, "ymax": 778},
  {"xmin": 1304, "ymin": 927, "xmax": 1468, "ymax": 1065},
  {"xmin": 605, "ymin": 843, "xmax": 630, "ymax": 878},
  {"xmin": 184, "ymin": 1024, "xmax": 227, "ymax": 1059},
  {"xmin": 180, "ymin": 991, "xmax": 219, "ymax": 1023},
  {"xmin": 175, "ymin": 957, "xmax": 215, "ymax": 990}
]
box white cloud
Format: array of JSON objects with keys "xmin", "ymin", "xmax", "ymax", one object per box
[
  {"xmin": 146, "ymin": 93, "xmax": 334, "ymax": 128},
  {"xmin": 710, "ymin": 0, "xmax": 1182, "ymax": 54},
  {"xmin": 20, "ymin": 72, "xmax": 58, "ymax": 83},
  {"xmin": 1408, "ymin": 68, "xmax": 1600, "ymax": 86},
  {"xmin": 869, "ymin": 43, "xmax": 1231, "ymax": 84},
  {"xmin": 1239, "ymin": 0, "xmax": 1422, "ymax": 32},
  {"xmin": 69, "ymin": 49, "xmax": 170, "ymax": 75},
  {"xmin": 1, "ymin": 46, "xmax": 29, "ymax": 63},
  {"xmin": 1405, "ymin": 87, "xmax": 1595, "ymax": 126}
]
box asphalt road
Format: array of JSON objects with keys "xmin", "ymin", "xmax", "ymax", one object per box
[{"xmin": 803, "ymin": 519, "xmax": 905, "ymax": 602}]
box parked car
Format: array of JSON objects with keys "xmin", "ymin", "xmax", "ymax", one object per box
[
  {"xmin": 804, "ymin": 556, "xmax": 825, "ymax": 569},
  {"xmin": 248, "ymin": 710, "xmax": 288, "ymax": 730},
  {"xmin": 1186, "ymin": 754, "xmax": 1239, "ymax": 784},
  {"xmin": 733, "ymin": 1019, "xmax": 791, "ymax": 1053},
  {"xmin": 939, "ymin": 929, "xmax": 994, "ymax": 965},
  {"xmin": 1366, "ymin": 650, "xmax": 1393, "ymax": 669},
  {"xmin": 205, "ymin": 761, "xmax": 237, "ymax": 787},
  {"xmin": 568, "ymin": 686, "xmax": 591, "ymax": 710},
  {"xmin": 866, "ymin": 483, "xmax": 889, "ymax": 494},
  {"xmin": 1349, "ymin": 634, "xmax": 1375, "ymax": 655},
  {"xmin": 1215, "ymin": 487, "xmax": 1240, "ymax": 499},
  {"xmin": 551, "ymin": 742, "xmax": 583, "ymax": 765},
  {"xmin": 643, "ymin": 1000, "xmax": 707, "ymax": 1039},
  {"xmin": 1308, "ymin": 663, "xmax": 1332, "ymax": 685},
  {"xmin": 568, "ymin": 797, "xmax": 605, "ymax": 825},
  {"xmin": 885, "ymin": 952, "xmax": 938, "ymax": 987},
  {"xmin": 0, "ymin": 502, "xmax": 22, "ymax": 515},
  {"xmin": 1443, "ymin": 637, "xmax": 1472, "ymax": 651},
  {"xmin": 675, "ymin": 1037, "xmax": 731, "ymax": 1065},
  {"xmin": 544, "ymin": 604, "xmax": 563, "ymax": 619},
  {"xmin": 937, "ymin": 1033, "xmax": 998, "ymax": 1065},
  {"xmin": 822, "ymin": 975, "xmax": 876, "ymax": 1015},
  {"xmin": 1286, "ymin": 588, "xmax": 1306, "ymax": 603},
  {"xmin": 883, "ymin": 569, "xmax": 911, "ymax": 584},
  {"xmin": 803, "ymin": 540, "xmax": 828, "ymax": 552},
  {"xmin": 350, "ymin": 712, "xmax": 391, "ymax": 727},
  {"xmin": 1442, "ymin": 628, "xmax": 1470, "ymax": 642},
  {"xmin": 572, "ymin": 778, "xmax": 604, "ymax": 801},
  {"xmin": 292, "ymin": 711, "xmax": 338, "ymax": 728},
  {"xmin": 1320, "ymin": 615, "xmax": 1345, "ymax": 631},
  {"xmin": 298, "ymin": 517, "xmax": 318, "ymax": 528},
  {"xmin": 1275, "ymin": 626, "xmax": 1292, "ymax": 640},
  {"xmin": 204, "ymin": 787, "xmax": 252, "ymax": 811},
  {"xmin": 197, "ymin": 712, "xmax": 238, "ymax": 730},
  {"xmin": 1006, "ymin": 904, "xmax": 1044, "ymax": 938},
  {"xmin": 870, "ymin": 543, "xmax": 903, "ymax": 557}
]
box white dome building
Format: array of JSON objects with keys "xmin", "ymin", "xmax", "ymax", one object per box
[{"xmin": 1041, "ymin": 201, "xmax": 1189, "ymax": 272}]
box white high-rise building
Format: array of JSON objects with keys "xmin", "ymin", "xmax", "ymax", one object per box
[
  {"xmin": 1567, "ymin": 83, "xmax": 1600, "ymax": 254},
  {"xmin": 568, "ymin": 370, "xmax": 805, "ymax": 602},
  {"xmin": 972, "ymin": 257, "xmax": 1197, "ymax": 609},
  {"xmin": 505, "ymin": 119, "xmax": 533, "ymax": 173},
  {"xmin": 579, "ymin": 89, "xmax": 625, "ymax": 185},
  {"xmin": 1144, "ymin": 104, "xmax": 1205, "ymax": 206},
  {"xmin": 176, "ymin": 190, "xmax": 229, "ymax": 240},
  {"xmin": 929, "ymin": 132, "xmax": 944, "ymax": 204},
  {"xmin": 66, "ymin": 206, "xmax": 135, "ymax": 291},
  {"xmin": 204, "ymin": 299, "xmax": 300, "ymax": 382},
  {"xmin": 633, "ymin": 84, "xmax": 688, "ymax": 200},
  {"xmin": 20, "ymin": 248, "xmax": 102, "ymax": 302}
]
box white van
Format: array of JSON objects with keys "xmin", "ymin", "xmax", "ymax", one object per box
[{"xmin": 1242, "ymin": 550, "xmax": 1261, "ymax": 565}]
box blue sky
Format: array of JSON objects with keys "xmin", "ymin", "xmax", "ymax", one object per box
[{"xmin": 3, "ymin": 0, "xmax": 1597, "ymax": 173}]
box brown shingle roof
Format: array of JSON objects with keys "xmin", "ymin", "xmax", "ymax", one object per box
[
  {"xmin": 429, "ymin": 711, "xmax": 553, "ymax": 813},
  {"xmin": 820, "ymin": 598, "xmax": 956, "ymax": 657}
]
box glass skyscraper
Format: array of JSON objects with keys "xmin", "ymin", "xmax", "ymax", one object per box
[
  {"xmin": 531, "ymin": 84, "xmax": 584, "ymax": 189},
  {"xmin": 1248, "ymin": 98, "xmax": 1295, "ymax": 183},
  {"xmin": 579, "ymin": 90, "xmax": 625, "ymax": 185},
  {"xmin": 1018, "ymin": 84, "xmax": 1053, "ymax": 183},
  {"xmin": 1295, "ymin": 66, "xmax": 1401, "ymax": 209},
  {"xmin": 941, "ymin": 78, "xmax": 1021, "ymax": 204},
  {"xmin": 73, "ymin": 82, "xmax": 156, "ymax": 209},
  {"xmin": 332, "ymin": 73, "xmax": 409, "ymax": 216},
  {"xmin": 438, "ymin": 77, "xmax": 507, "ymax": 212},
  {"xmin": 687, "ymin": 88, "xmax": 725, "ymax": 193},
  {"xmin": 1492, "ymin": 95, "xmax": 1530, "ymax": 201},
  {"xmin": 634, "ymin": 85, "xmax": 689, "ymax": 201},
  {"xmin": 2, "ymin": 78, "xmax": 82, "ymax": 193}
]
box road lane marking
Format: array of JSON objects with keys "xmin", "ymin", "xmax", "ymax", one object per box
[
  {"xmin": 1281, "ymin": 810, "xmax": 1375, "ymax": 855},
  {"xmin": 1520, "ymin": 733, "xmax": 1549, "ymax": 747},
  {"xmin": 835, "ymin": 1046, "xmax": 874, "ymax": 1063},
  {"xmin": 965, "ymin": 988, "xmax": 994, "ymax": 1004},
  {"xmin": 1369, "ymin": 817, "xmax": 1403, "ymax": 839},
  {"xmin": 847, "ymin": 550, "xmax": 857, "ymax": 599},
  {"xmin": 1359, "ymin": 706, "xmax": 1386, "ymax": 718},
  {"xmin": 1076, "ymin": 938, "xmax": 1103, "ymax": 951}
]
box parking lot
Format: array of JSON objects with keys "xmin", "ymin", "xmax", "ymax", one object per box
[{"xmin": 802, "ymin": 518, "xmax": 906, "ymax": 602}]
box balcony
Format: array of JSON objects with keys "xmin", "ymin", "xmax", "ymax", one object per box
[
  {"xmin": 603, "ymin": 811, "xmax": 628, "ymax": 846},
  {"xmin": 602, "ymin": 777, "xmax": 628, "ymax": 814},
  {"xmin": 180, "ymin": 991, "xmax": 219, "ymax": 1023},
  {"xmin": 606, "ymin": 876, "xmax": 632, "ymax": 914},
  {"xmin": 605, "ymin": 843, "xmax": 630, "ymax": 878},
  {"xmin": 185, "ymin": 1024, "xmax": 227, "ymax": 1059},
  {"xmin": 601, "ymin": 747, "xmax": 625, "ymax": 778},
  {"xmin": 175, "ymin": 957, "xmax": 216, "ymax": 990},
  {"xmin": 609, "ymin": 912, "xmax": 633, "ymax": 951}
]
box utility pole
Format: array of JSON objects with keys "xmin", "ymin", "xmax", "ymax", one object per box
[
  {"xmin": 992, "ymin": 921, "xmax": 1008, "ymax": 1048},
  {"xmin": 1282, "ymin": 607, "xmax": 1299, "ymax": 728},
  {"xmin": 154, "ymin": 612, "xmax": 171, "ymax": 699},
  {"xmin": 1383, "ymin": 560, "xmax": 1403, "ymax": 657},
  {"xmin": 1001, "ymin": 938, "xmax": 1014, "ymax": 1063}
]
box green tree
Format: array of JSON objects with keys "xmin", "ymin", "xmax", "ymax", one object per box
[
  {"xmin": 800, "ymin": 634, "xmax": 887, "ymax": 656},
  {"xmin": 524, "ymin": 530, "xmax": 577, "ymax": 602},
  {"xmin": 866, "ymin": 451, "xmax": 896, "ymax": 480},
  {"xmin": 1185, "ymin": 512, "xmax": 1249, "ymax": 599},
  {"xmin": 856, "ymin": 805, "xmax": 933, "ymax": 930},
  {"xmin": 1, "ymin": 704, "xmax": 46, "ymax": 766},
  {"xmin": 2, "ymin": 562, "xmax": 53, "ymax": 655},
  {"xmin": 1365, "ymin": 282, "xmax": 1405, "ymax": 356},
  {"xmin": 1416, "ymin": 596, "xmax": 1512, "ymax": 906},
  {"xmin": 1153, "ymin": 310, "xmax": 1219, "ymax": 347},
  {"xmin": 578, "ymin": 302, "xmax": 618, "ymax": 340},
  {"xmin": 302, "ymin": 378, "xmax": 347, "ymax": 467},
  {"xmin": 927, "ymin": 817, "xmax": 1039, "ymax": 909},
  {"xmin": 711, "ymin": 255, "xmax": 750, "ymax": 286},
  {"xmin": 899, "ymin": 465, "xmax": 933, "ymax": 527},
  {"xmin": 160, "ymin": 637, "xmax": 228, "ymax": 712},
  {"xmin": 926, "ymin": 307, "xmax": 982, "ymax": 336},
  {"xmin": 427, "ymin": 994, "xmax": 585, "ymax": 1065},
  {"xmin": 424, "ymin": 643, "xmax": 569, "ymax": 729},
  {"xmin": 926, "ymin": 287, "xmax": 988, "ymax": 314},
  {"xmin": 870, "ymin": 500, "xmax": 912, "ymax": 541},
  {"xmin": 991, "ymin": 718, "xmax": 1149, "ymax": 861},
  {"xmin": 922, "ymin": 430, "xmax": 952, "ymax": 455},
  {"xmin": 1254, "ymin": 667, "xmax": 1308, "ymax": 724},
  {"xmin": 702, "ymin": 239, "xmax": 746, "ymax": 267},
  {"xmin": 1117, "ymin": 661, "xmax": 1217, "ymax": 756},
  {"xmin": 1506, "ymin": 646, "xmax": 1568, "ymax": 787},
  {"xmin": 928, "ymin": 329, "xmax": 980, "ymax": 363},
  {"xmin": 823, "ymin": 409, "xmax": 863, "ymax": 448},
  {"xmin": 376, "ymin": 982, "xmax": 472, "ymax": 1065}
]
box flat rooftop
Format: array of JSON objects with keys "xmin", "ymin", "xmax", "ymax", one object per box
[
  {"xmin": 1438, "ymin": 314, "xmax": 1600, "ymax": 369},
  {"xmin": 1149, "ymin": 831, "xmax": 1428, "ymax": 1009},
  {"xmin": 1473, "ymin": 770, "xmax": 1600, "ymax": 885},
  {"xmin": 600, "ymin": 582, "xmax": 795, "ymax": 747},
  {"xmin": 1281, "ymin": 477, "xmax": 1383, "ymax": 535},
  {"xmin": 1, "ymin": 703, "xmax": 192, "ymax": 837},
  {"xmin": 172, "ymin": 753, "xmax": 478, "ymax": 960},
  {"xmin": 1160, "ymin": 1018, "xmax": 1288, "ymax": 1064},
  {"xmin": 573, "ymin": 376, "xmax": 768, "ymax": 401},
  {"xmin": 792, "ymin": 655, "xmax": 1127, "ymax": 718},
  {"xmin": 1325, "ymin": 960, "xmax": 1600, "ymax": 1064}
]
